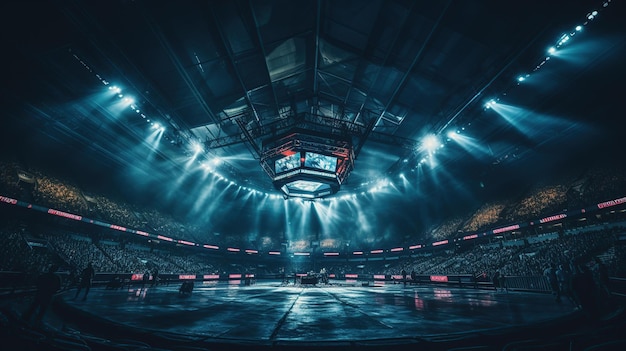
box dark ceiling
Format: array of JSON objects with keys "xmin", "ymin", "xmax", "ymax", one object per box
[{"xmin": 2, "ymin": 0, "xmax": 625, "ymax": 243}]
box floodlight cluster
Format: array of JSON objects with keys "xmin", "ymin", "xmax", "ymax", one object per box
[
  {"xmin": 69, "ymin": 0, "xmax": 613, "ymax": 203},
  {"xmin": 403, "ymin": 0, "xmax": 613, "ymax": 179},
  {"xmin": 72, "ymin": 52, "xmax": 278, "ymax": 199}
]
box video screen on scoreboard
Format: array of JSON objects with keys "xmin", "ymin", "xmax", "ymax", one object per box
[
  {"xmin": 287, "ymin": 180, "xmax": 324, "ymax": 192},
  {"xmin": 304, "ymin": 152, "xmax": 337, "ymax": 172},
  {"xmin": 274, "ymin": 153, "xmax": 301, "ymax": 173}
]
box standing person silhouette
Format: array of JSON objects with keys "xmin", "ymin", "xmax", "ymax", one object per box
[
  {"xmin": 593, "ymin": 257, "xmax": 611, "ymax": 298},
  {"xmin": 401, "ymin": 269, "xmax": 407, "ymax": 287},
  {"xmin": 74, "ymin": 262, "xmax": 95, "ymax": 301},
  {"xmin": 544, "ymin": 264, "xmax": 561, "ymax": 302},
  {"xmin": 22, "ymin": 264, "xmax": 61, "ymax": 326},
  {"xmin": 492, "ymin": 270, "xmax": 501, "ymax": 291},
  {"xmin": 151, "ymin": 268, "xmax": 159, "ymax": 287}
]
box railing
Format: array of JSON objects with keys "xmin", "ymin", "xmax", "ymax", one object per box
[
  {"xmin": 502, "ymin": 276, "xmax": 551, "ymax": 292},
  {"xmin": 3, "ymin": 270, "xmax": 625, "ymax": 298}
]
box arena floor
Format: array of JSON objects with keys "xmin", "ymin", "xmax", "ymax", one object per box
[{"xmin": 53, "ymin": 280, "xmax": 579, "ymax": 349}]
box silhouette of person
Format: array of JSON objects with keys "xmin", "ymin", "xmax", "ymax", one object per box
[
  {"xmin": 74, "ymin": 262, "xmax": 95, "ymax": 300},
  {"xmin": 179, "ymin": 280, "xmax": 194, "ymax": 296},
  {"xmin": 544, "ymin": 264, "xmax": 561, "ymax": 302},
  {"xmin": 142, "ymin": 271, "xmax": 150, "ymax": 288},
  {"xmin": 556, "ymin": 264, "xmax": 577, "ymax": 306},
  {"xmin": 151, "ymin": 268, "xmax": 159, "ymax": 287},
  {"xmin": 571, "ymin": 262, "xmax": 597, "ymax": 317},
  {"xmin": 492, "ymin": 270, "xmax": 501, "ymax": 291},
  {"xmin": 410, "ymin": 270, "xmax": 417, "ymax": 285},
  {"xmin": 496, "ymin": 269, "xmax": 507, "ymax": 292},
  {"xmin": 593, "ymin": 257, "xmax": 611, "ymax": 297},
  {"xmin": 401, "ymin": 269, "xmax": 407, "ymax": 287},
  {"xmin": 23, "ymin": 264, "xmax": 61, "ymax": 326}
]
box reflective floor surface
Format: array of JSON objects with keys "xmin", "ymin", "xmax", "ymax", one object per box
[{"xmin": 57, "ymin": 280, "xmax": 577, "ymax": 344}]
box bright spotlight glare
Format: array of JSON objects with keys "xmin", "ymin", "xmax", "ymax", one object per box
[
  {"xmin": 485, "ymin": 99, "xmax": 497, "ymax": 109},
  {"xmin": 192, "ymin": 142, "xmax": 203, "ymax": 154},
  {"xmin": 422, "ymin": 134, "xmax": 439, "ymax": 152},
  {"xmin": 517, "ymin": 76, "xmax": 526, "ymax": 82},
  {"xmin": 575, "ymin": 25, "xmax": 582, "ymax": 31},
  {"xmin": 447, "ymin": 131, "xmax": 457, "ymax": 139},
  {"xmin": 548, "ymin": 47, "xmax": 556, "ymax": 54}
]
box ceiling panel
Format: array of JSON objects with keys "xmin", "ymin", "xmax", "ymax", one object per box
[{"xmin": 2, "ymin": 0, "xmax": 624, "ymax": 242}]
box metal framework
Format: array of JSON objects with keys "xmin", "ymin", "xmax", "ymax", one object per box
[{"xmin": 260, "ymin": 128, "xmax": 355, "ymax": 198}]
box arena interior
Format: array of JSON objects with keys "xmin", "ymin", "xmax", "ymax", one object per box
[{"xmin": 2, "ymin": 1, "xmax": 626, "ymax": 350}]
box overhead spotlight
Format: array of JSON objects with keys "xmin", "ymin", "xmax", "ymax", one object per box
[
  {"xmin": 575, "ymin": 25, "xmax": 583, "ymax": 31},
  {"xmin": 191, "ymin": 142, "xmax": 204, "ymax": 154},
  {"xmin": 447, "ymin": 131, "xmax": 457, "ymax": 139},
  {"xmin": 152, "ymin": 123, "xmax": 161, "ymax": 130},
  {"xmin": 421, "ymin": 134, "xmax": 439, "ymax": 152},
  {"xmin": 485, "ymin": 99, "xmax": 497, "ymax": 109},
  {"xmin": 548, "ymin": 47, "xmax": 556, "ymax": 55},
  {"xmin": 517, "ymin": 75, "xmax": 526, "ymax": 82}
]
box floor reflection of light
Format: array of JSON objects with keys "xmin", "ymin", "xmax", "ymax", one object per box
[
  {"xmin": 434, "ymin": 289, "xmax": 452, "ymax": 300},
  {"xmin": 468, "ymin": 297, "xmax": 497, "ymax": 307},
  {"xmin": 414, "ymin": 292, "xmax": 425, "ymax": 310},
  {"xmin": 126, "ymin": 288, "xmax": 148, "ymax": 301}
]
